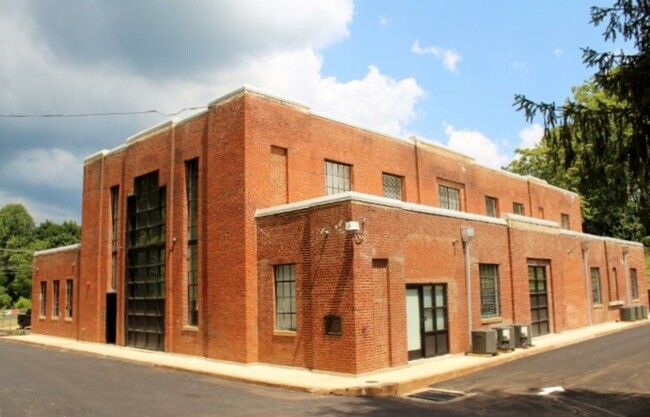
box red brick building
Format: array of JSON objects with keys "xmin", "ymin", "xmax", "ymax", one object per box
[{"xmin": 32, "ymin": 87, "xmax": 648, "ymax": 374}]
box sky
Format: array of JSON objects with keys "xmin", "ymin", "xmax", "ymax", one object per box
[{"xmin": 0, "ymin": 0, "xmax": 622, "ymax": 223}]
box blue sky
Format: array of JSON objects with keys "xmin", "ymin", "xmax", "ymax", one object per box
[{"xmin": 0, "ymin": 0, "xmax": 622, "ymax": 223}]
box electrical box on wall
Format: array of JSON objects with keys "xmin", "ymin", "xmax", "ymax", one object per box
[{"xmin": 344, "ymin": 221, "xmax": 360, "ymax": 232}]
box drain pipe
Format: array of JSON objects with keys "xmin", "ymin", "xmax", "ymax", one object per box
[
  {"xmin": 581, "ymin": 241, "xmax": 592, "ymax": 326},
  {"xmin": 461, "ymin": 227, "xmax": 475, "ymax": 350},
  {"xmin": 622, "ymin": 246, "xmax": 630, "ymax": 305}
]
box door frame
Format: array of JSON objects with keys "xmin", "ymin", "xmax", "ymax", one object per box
[{"xmin": 406, "ymin": 284, "xmax": 449, "ymax": 360}]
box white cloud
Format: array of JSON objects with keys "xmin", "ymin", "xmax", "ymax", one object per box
[
  {"xmin": 3, "ymin": 148, "xmax": 83, "ymax": 189},
  {"xmin": 411, "ymin": 40, "xmax": 462, "ymax": 73},
  {"xmin": 379, "ymin": 15, "xmax": 390, "ymax": 27},
  {"xmin": 443, "ymin": 124, "xmax": 510, "ymax": 169},
  {"xmin": 554, "ymin": 48, "xmax": 563, "ymax": 58},
  {"xmin": 0, "ymin": 0, "xmax": 428, "ymax": 221},
  {"xmin": 518, "ymin": 124, "xmax": 544, "ymax": 149}
]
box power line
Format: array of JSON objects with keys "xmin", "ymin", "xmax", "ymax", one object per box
[{"xmin": 0, "ymin": 106, "xmax": 208, "ymax": 119}]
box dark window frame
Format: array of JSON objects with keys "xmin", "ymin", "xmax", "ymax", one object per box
[
  {"xmin": 630, "ymin": 268, "xmax": 639, "ymax": 300},
  {"xmin": 65, "ymin": 279, "xmax": 74, "ymax": 318},
  {"xmin": 52, "ymin": 280, "xmax": 60, "ymax": 318},
  {"xmin": 274, "ymin": 264, "xmax": 297, "ymax": 331},
  {"xmin": 485, "ymin": 196, "xmax": 499, "ymax": 217},
  {"xmin": 513, "ymin": 202, "xmax": 525, "ymax": 215},
  {"xmin": 479, "ymin": 264, "xmax": 500, "ymax": 318},
  {"xmin": 186, "ymin": 158, "xmax": 199, "ymax": 326},
  {"xmin": 591, "ymin": 267, "xmax": 602, "ymax": 304}
]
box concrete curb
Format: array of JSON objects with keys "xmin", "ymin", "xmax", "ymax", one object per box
[{"xmin": 3, "ymin": 319, "xmax": 649, "ymax": 397}]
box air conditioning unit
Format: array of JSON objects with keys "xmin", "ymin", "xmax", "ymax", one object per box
[
  {"xmin": 493, "ymin": 326, "xmax": 515, "ymax": 351},
  {"xmin": 471, "ymin": 329, "xmax": 497, "ymax": 355},
  {"xmin": 620, "ymin": 306, "xmax": 637, "ymax": 321},
  {"xmin": 512, "ymin": 324, "xmax": 532, "ymax": 348},
  {"xmin": 638, "ymin": 305, "xmax": 648, "ymax": 320}
]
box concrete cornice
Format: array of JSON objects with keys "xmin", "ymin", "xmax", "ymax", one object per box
[{"xmin": 33, "ymin": 244, "xmax": 81, "ymax": 257}]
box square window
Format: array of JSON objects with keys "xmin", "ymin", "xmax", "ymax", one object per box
[
  {"xmin": 439, "ymin": 185, "xmax": 461, "ymax": 211},
  {"xmin": 382, "ymin": 173, "xmax": 403, "ymax": 200},
  {"xmin": 324, "ymin": 161, "xmax": 351, "ymax": 195},
  {"xmin": 485, "ymin": 196, "xmax": 499, "ymax": 217},
  {"xmin": 513, "ymin": 202, "xmax": 525, "ymax": 215}
]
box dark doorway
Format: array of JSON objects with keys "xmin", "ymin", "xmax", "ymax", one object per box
[
  {"xmin": 106, "ymin": 292, "xmax": 117, "ymax": 344},
  {"xmin": 125, "ymin": 172, "xmax": 167, "ymax": 351},
  {"xmin": 529, "ymin": 265, "xmax": 550, "ymax": 337},
  {"xmin": 406, "ymin": 284, "xmax": 449, "ymax": 360}
]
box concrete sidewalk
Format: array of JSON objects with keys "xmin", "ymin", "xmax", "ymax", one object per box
[{"xmin": 3, "ymin": 319, "xmax": 649, "ymax": 397}]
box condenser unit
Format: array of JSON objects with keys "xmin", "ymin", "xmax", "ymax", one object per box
[
  {"xmin": 471, "ymin": 329, "xmax": 497, "ymax": 355},
  {"xmin": 512, "ymin": 324, "xmax": 532, "ymax": 348},
  {"xmin": 493, "ymin": 326, "xmax": 515, "ymax": 351},
  {"xmin": 620, "ymin": 306, "xmax": 637, "ymax": 321},
  {"xmin": 638, "ymin": 305, "xmax": 648, "ymax": 320}
]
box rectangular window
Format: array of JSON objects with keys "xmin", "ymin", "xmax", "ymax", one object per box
[
  {"xmin": 513, "ymin": 202, "xmax": 525, "ymax": 215},
  {"xmin": 110, "ymin": 186, "xmax": 119, "ymax": 291},
  {"xmin": 485, "ymin": 196, "xmax": 499, "ymax": 217},
  {"xmin": 40, "ymin": 281, "xmax": 47, "ymax": 317},
  {"xmin": 630, "ymin": 268, "xmax": 639, "ymax": 300},
  {"xmin": 382, "ymin": 173, "xmax": 403, "ymax": 200},
  {"xmin": 270, "ymin": 146, "xmax": 288, "ymax": 205},
  {"xmin": 479, "ymin": 264, "xmax": 500, "ymax": 318},
  {"xmin": 591, "ymin": 267, "xmax": 602, "ymax": 304},
  {"xmin": 52, "ymin": 280, "xmax": 60, "ymax": 317},
  {"xmin": 274, "ymin": 264, "xmax": 296, "ymax": 331},
  {"xmin": 561, "ymin": 213, "xmax": 570, "ymax": 230},
  {"xmin": 65, "ymin": 279, "xmax": 73, "ymax": 318},
  {"xmin": 439, "ymin": 185, "xmax": 461, "ymax": 211},
  {"xmin": 324, "ymin": 160, "xmax": 351, "ymax": 195},
  {"xmin": 186, "ymin": 158, "xmax": 199, "ymax": 326}
]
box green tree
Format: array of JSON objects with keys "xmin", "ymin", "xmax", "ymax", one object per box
[
  {"xmin": 0, "ymin": 204, "xmax": 80, "ymax": 308},
  {"xmin": 514, "ymin": 0, "xmax": 650, "ymax": 235},
  {"xmin": 508, "ymin": 81, "xmax": 647, "ymax": 242}
]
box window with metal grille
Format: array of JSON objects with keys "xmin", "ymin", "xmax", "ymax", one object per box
[
  {"xmin": 324, "ymin": 160, "xmax": 351, "ymax": 195},
  {"xmin": 513, "ymin": 202, "xmax": 525, "ymax": 215},
  {"xmin": 186, "ymin": 159, "xmax": 199, "ymax": 326},
  {"xmin": 52, "ymin": 280, "xmax": 60, "ymax": 317},
  {"xmin": 630, "ymin": 268, "xmax": 639, "ymax": 299},
  {"xmin": 65, "ymin": 279, "xmax": 73, "ymax": 318},
  {"xmin": 591, "ymin": 267, "xmax": 602, "ymax": 304},
  {"xmin": 274, "ymin": 264, "xmax": 296, "ymax": 331},
  {"xmin": 382, "ymin": 173, "xmax": 403, "ymax": 200},
  {"xmin": 479, "ymin": 264, "xmax": 500, "ymax": 318},
  {"xmin": 561, "ymin": 213, "xmax": 570, "ymax": 229},
  {"xmin": 485, "ymin": 196, "xmax": 498, "ymax": 217},
  {"xmin": 439, "ymin": 185, "xmax": 461, "ymax": 211},
  {"xmin": 110, "ymin": 186, "xmax": 119, "ymax": 291},
  {"xmin": 40, "ymin": 281, "xmax": 47, "ymax": 317}
]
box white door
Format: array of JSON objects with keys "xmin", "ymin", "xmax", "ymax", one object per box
[{"xmin": 406, "ymin": 288, "xmax": 421, "ymax": 358}]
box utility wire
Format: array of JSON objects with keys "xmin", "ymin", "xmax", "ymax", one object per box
[{"xmin": 0, "ymin": 106, "xmax": 208, "ymax": 119}]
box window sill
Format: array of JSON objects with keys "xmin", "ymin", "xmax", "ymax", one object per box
[
  {"xmin": 51, "ymin": 317, "xmax": 59, "ymax": 321},
  {"xmin": 273, "ymin": 330, "xmax": 297, "ymax": 337},
  {"xmin": 608, "ymin": 300, "xmax": 625, "ymax": 307},
  {"xmin": 481, "ymin": 316, "xmax": 502, "ymax": 324},
  {"xmin": 593, "ymin": 304, "xmax": 604, "ymax": 309},
  {"xmin": 65, "ymin": 317, "xmax": 73, "ymax": 322},
  {"xmin": 182, "ymin": 325, "xmax": 199, "ymax": 332}
]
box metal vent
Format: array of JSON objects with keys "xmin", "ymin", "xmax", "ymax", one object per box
[
  {"xmin": 620, "ymin": 306, "xmax": 637, "ymax": 321},
  {"xmin": 408, "ymin": 389, "xmax": 465, "ymax": 403},
  {"xmin": 471, "ymin": 329, "xmax": 497, "ymax": 355}
]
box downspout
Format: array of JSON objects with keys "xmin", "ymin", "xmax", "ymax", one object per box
[
  {"xmin": 461, "ymin": 227, "xmax": 475, "ymax": 350},
  {"xmin": 622, "ymin": 246, "xmax": 630, "ymax": 305},
  {"xmin": 581, "ymin": 241, "xmax": 592, "ymax": 326},
  {"xmin": 414, "ymin": 138, "xmax": 422, "ymax": 204}
]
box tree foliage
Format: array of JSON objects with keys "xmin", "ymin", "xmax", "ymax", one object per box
[
  {"xmin": 514, "ymin": 0, "xmax": 650, "ymax": 240},
  {"xmin": 0, "ymin": 204, "xmax": 80, "ymax": 309},
  {"xmin": 508, "ymin": 80, "xmax": 648, "ymax": 243}
]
